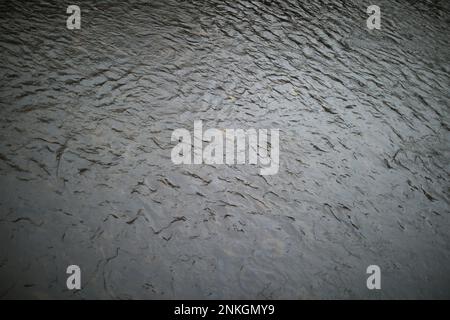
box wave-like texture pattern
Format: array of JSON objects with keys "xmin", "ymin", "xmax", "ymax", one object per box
[{"xmin": 0, "ymin": 0, "xmax": 449, "ymax": 298}]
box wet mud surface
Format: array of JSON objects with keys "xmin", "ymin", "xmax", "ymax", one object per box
[{"xmin": 0, "ymin": 0, "xmax": 449, "ymax": 299}]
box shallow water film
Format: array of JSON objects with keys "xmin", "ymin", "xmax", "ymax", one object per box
[{"xmin": 0, "ymin": 0, "xmax": 449, "ymax": 299}]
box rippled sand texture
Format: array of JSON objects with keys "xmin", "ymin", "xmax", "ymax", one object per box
[{"xmin": 0, "ymin": 0, "xmax": 449, "ymax": 299}]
